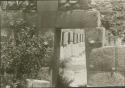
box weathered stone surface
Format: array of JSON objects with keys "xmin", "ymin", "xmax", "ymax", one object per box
[
  {"xmin": 88, "ymin": 46, "xmax": 125, "ymax": 71},
  {"xmin": 88, "ymin": 46, "xmax": 116, "ymax": 71},
  {"xmin": 59, "ymin": 29, "xmax": 87, "ymax": 87},
  {"xmin": 88, "ymin": 72, "xmax": 125, "ymax": 87},
  {"xmin": 56, "ymin": 9, "xmax": 101, "ymax": 28},
  {"xmin": 37, "ymin": 1, "xmax": 58, "ymax": 11},
  {"xmin": 117, "ymin": 46, "xmax": 125, "ymax": 71},
  {"xmin": 85, "ymin": 27, "xmax": 106, "ymax": 60},
  {"xmin": 87, "ymin": 45, "xmax": 125, "ymax": 87},
  {"xmin": 38, "ymin": 9, "xmax": 101, "ymax": 29},
  {"xmin": 85, "ymin": 27, "xmax": 105, "ymax": 44},
  {"xmin": 26, "ymin": 79, "xmax": 50, "ymax": 88}
]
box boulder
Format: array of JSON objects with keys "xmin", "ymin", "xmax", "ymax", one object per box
[
  {"xmin": 26, "ymin": 79, "xmax": 50, "ymax": 88},
  {"xmin": 88, "ymin": 46, "xmax": 125, "ymax": 71}
]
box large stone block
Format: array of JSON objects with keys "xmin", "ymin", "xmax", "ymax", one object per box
[
  {"xmin": 85, "ymin": 27, "xmax": 106, "ymax": 59},
  {"xmin": 31, "ymin": 1, "xmax": 101, "ymax": 29},
  {"xmin": 37, "ymin": 1, "xmax": 58, "ymax": 11},
  {"xmin": 26, "ymin": 79, "xmax": 50, "ymax": 88},
  {"xmin": 88, "ymin": 46, "xmax": 125, "ymax": 86},
  {"xmin": 117, "ymin": 46, "xmax": 125, "ymax": 71},
  {"xmin": 88, "ymin": 46, "xmax": 125, "ymax": 72},
  {"xmin": 38, "ymin": 11, "xmax": 57, "ymax": 28},
  {"xmin": 56, "ymin": 9, "xmax": 101, "ymax": 28},
  {"xmin": 82, "ymin": 9, "xmax": 101, "ymax": 28},
  {"xmin": 88, "ymin": 47, "xmax": 115, "ymax": 71},
  {"xmin": 85, "ymin": 27, "xmax": 105, "ymax": 44}
]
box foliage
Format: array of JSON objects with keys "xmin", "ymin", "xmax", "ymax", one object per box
[
  {"xmin": 94, "ymin": 0, "xmax": 125, "ymax": 38},
  {"xmin": 0, "ymin": 1, "xmax": 37, "ymax": 12},
  {"xmin": 1, "ymin": 19, "xmax": 52, "ymax": 80},
  {"xmin": 1, "ymin": 1, "xmax": 53, "ymax": 87}
]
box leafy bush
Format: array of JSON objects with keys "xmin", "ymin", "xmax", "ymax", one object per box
[
  {"xmin": 94, "ymin": 0, "xmax": 125, "ymax": 38},
  {"xmin": 1, "ymin": 19, "xmax": 53, "ymax": 80}
]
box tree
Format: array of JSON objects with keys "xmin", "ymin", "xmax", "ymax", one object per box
[
  {"xmin": 1, "ymin": 19, "xmax": 52, "ymax": 81},
  {"xmin": 0, "ymin": 1, "xmax": 37, "ymax": 12},
  {"xmin": 1, "ymin": 1, "xmax": 54, "ymax": 87},
  {"xmin": 94, "ymin": 0, "xmax": 125, "ymax": 39}
]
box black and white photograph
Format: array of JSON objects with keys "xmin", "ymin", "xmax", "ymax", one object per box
[{"xmin": 0, "ymin": 0, "xmax": 125, "ymax": 88}]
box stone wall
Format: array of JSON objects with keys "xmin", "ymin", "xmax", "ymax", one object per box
[
  {"xmin": 56, "ymin": 9, "xmax": 101, "ymax": 28},
  {"xmin": 87, "ymin": 46, "xmax": 125, "ymax": 87},
  {"xmin": 37, "ymin": 0, "xmax": 101, "ymax": 29},
  {"xmin": 26, "ymin": 79, "xmax": 50, "ymax": 88},
  {"xmin": 85, "ymin": 27, "xmax": 106, "ymax": 59}
]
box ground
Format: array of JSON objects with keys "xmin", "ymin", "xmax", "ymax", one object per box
[{"xmin": 88, "ymin": 72, "xmax": 125, "ymax": 87}]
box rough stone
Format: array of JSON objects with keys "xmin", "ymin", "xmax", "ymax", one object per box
[
  {"xmin": 26, "ymin": 79, "xmax": 50, "ymax": 88},
  {"xmin": 88, "ymin": 46, "xmax": 125, "ymax": 71}
]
